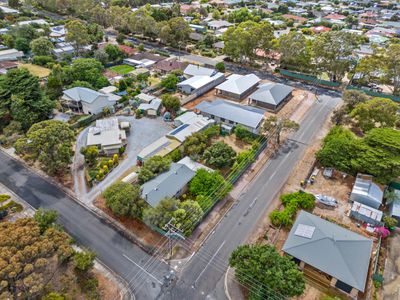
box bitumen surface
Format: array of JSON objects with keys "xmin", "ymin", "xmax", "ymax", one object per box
[
  {"xmin": 157, "ymin": 95, "xmax": 341, "ymax": 300},
  {"xmin": 0, "ymin": 152, "xmax": 169, "ymax": 300}
]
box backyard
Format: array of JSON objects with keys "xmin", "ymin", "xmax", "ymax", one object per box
[
  {"xmin": 108, "ymin": 64, "xmax": 135, "ymax": 75},
  {"xmin": 18, "ymin": 63, "xmax": 51, "ymax": 78}
]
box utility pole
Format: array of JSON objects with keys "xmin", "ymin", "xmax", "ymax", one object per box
[{"xmin": 162, "ymin": 219, "xmax": 185, "ymax": 289}]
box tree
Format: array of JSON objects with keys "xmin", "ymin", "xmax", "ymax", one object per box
[
  {"xmin": 229, "ymin": 244, "xmax": 305, "ymax": 299},
  {"xmin": 234, "ymin": 125, "xmax": 255, "ymax": 143},
  {"xmin": 80, "ymin": 146, "xmax": 99, "ymax": 166},
  {"xmin": 312, "ymin": 31, "xmax": 360, "ymax": 82},
  {"xmin": 161, "ymin": 94, "xmax": 180, "ymax": 112},
  {"xmin": 183, "ymin": 132, "xmax": 208, "ymax": 159},
  {"xmin": 30, "ymin": 37, "xmax": 54, "ymax": 56},
  {"xmin": 0, "ymin": 68, "xmax": 54, "ymax": 131},
  {"xmin": 34, "ymin": 209, "xmax": 58, "ymax": 234},
  {"xmin": 104, "ymin": 44, "xmax": 125, "ymax": 62},
  {"xmin": 223, "ymin": 21, "xmax": 274, "ymax": 63},
  {"xmin": 143, "ymin": 197, "xmax": 179, "ymax": 229},
  {"xmin": 65, "ymin": 20, "xmax": 90, "ymax": 55},
  {"xmin": 215, "ymin": 62, "xmax": 225, "ymax": 72},
  {"xmin": 342, "ymin": 90, "xmax": 369, "ymax": 112},
  {"xmin": 189, "ymin": 169, "xmax": 231, "ymax": 198},
  {"xmin": 138, "ymin": 156, "xmax": 171, "ymax": 183},
  {"xmin": 0, "ymin": 218, "xmax": 73, "ymax": 299},
  {"xmin": 93, "ymin": 49, "xmax": 109, "ymax": 65},
  {"xmin": 227, "ymin": 7, "xmax": 253, "ymax": 23},
  {"xmin": 103, "ymin": 182, "xmax": 146, "ymax": 218},
  {"xmin": 14, "ymin": 120, "xmax": 75, "ymax": 175},
  {"xmin": 46, "ymin": 64, "xmax": 64, "ymax": 100},
  {"xmin": 65, "ymin": 58, "xmax": 109, "ymax": 89},
  {"xmin": 172, "ymin": 200, "xmax": 203, "ymax": 236},
  {"xmin": 73, "ymin": 251, "xmax": 96, "ymax": 273},
  {"xmin": 203, "ymin": 142, "xmax": 236, "ymax": 169},
  {"xmin": 42, "ymin": 293, "xmax": 66, "ymax": 300},
  {"xmin": 278, "ymin": 31, "xmax": 312, "ymax": 72},
  {"xmin": 262, "ymin": 116, "xmax": 299, "ymax": 145},
  {"xmin": 350, "ymin": 98, "xmax": 399, "ymax": 132},
  {"xmin": 8, "ymin": 0, "xmax": 20, "ymax": 8},
  {"xmin": 15, "ymin": 37, "xmax": 30, "ymax": 53},
  {"xmin": 161, "ymin": 74, "xmax": 178, "ymax": 91}
]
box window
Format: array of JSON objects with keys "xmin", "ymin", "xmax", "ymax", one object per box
[
  {"xmin": 221, "ymin": 118, "xmax": 225, "ymax": 122},
  {"xmin": 335, "ymin": 280, "xmax": 353, "ymax": 294},
  {"xmin": 229, "ymin": 120, "xmax": 234, "ymax": 124}
]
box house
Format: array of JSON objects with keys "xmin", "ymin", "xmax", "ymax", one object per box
[
  {"xmin": 0, "ymin": 49, "xmax": 23, "ymax": 61},
  {"xmin": 248, "ymin": 83, "xmax": 293, "ymax": 112},
  {"xmin": 118, "ymin": 45, "xmax": 136, "ymax": 57},
  {"xmin": 138, "ymin": 98, "xmax": 162, "ymax": 116},
  {"xmin": 183, "ymin": 64, "xmax": 217, "ymax": 77},
  {"xmin": 141, "ymin": 163, "xmax": 196, "ymax": 207},
  {"xmin": 312, "ymin": 26, "xmax": 331, "ymax": 34},
  {"xmin": 49, "ymin": 25, "xmax": 66, "ymax": 38},
  {"xmin": 180, "ymin": 54, "xmax": 223, "ymax": 68},
  {"xmin": 17, "ymin": 19, "xmax": 48, "ymax": 26},
  {"xmin": 350, "ymin": 201, "xmax": 383, "ymax": 226},
  {"xmin": 124, "ymin": 52, "xmax": 166, "ymax": 68},
  {"xmin": 174, "ymin": 111, "xmax": 198, "ymax": 127},
  {"xmin": 350, "ymin": 174, "xmax": 383, "ymax": 209},
  {"xmin": 137, "ymin": 136, "xmax": 181, "ymax": 162},
  {"xmin": 215, "ymin": 73, "xmax": 261, "ymax": 100},
  {"xmin": 189, "ymin": 32, "xmax": 205, "ymax": 42},
  {"xmin": 0, "ymin": 60, "xmax": 18, "ymax": 74},
  {"xmin": 166, "ymin": 115, "xmax": 214, "ymax": 143},
  {"xmin": 323, "ymin": 13, "xmax": 347, "ymax": 22},
  {"xmin": 154, "ymin": 59, "xmax": 188, "ymax": 75},
  {"xmin": 0, "ymin": 6, "xmax": 19, "ymax": 14},
  {"xmin": 207, "ymin": 20, "xmax": 233, "ymax": 30},
  {"xmin": 177, "ymin": 73, "xmax": 225, "ymax": 95},
  {"xmin": 61, "ymin": 87, "xmax": 117, "ymax": 115},
  {"xmin": 86, "ymin": 118, "xmax": 127, "ymax": 155},
  {"xmin": 178, "ymin": 156, "xmax": 212, "ymax": 172},
  {"xmin": 283, "ymin": 210, "xmax": 373, "ymax": 298},
  {"xmin": 189, "ymin": 24, "xmax": 206, "ymax": 33},
  {"xmin": 195, "ymin": 99, "xmax": 264, "ymax": 134}
]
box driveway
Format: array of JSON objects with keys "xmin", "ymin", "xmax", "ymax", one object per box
[
  {"xmin": 72, "ymin": 116, "xmax": 172, "ymax": 204},
  {"xmin": 384, "ymin": 232, "xmax": 400, "ymax": 299}
]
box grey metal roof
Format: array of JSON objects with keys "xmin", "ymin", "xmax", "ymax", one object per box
[
  {"xmin": 63, "ymin": 87, "xmax": 104, "ymax": 104},
  {"xmin": 282, "ymin": 211, "xmax": 373, "ymax": 292},
  {"xmin": 350, "ymin": 174, "xmax": 383, "ymax": 209},
  {"xmin": 184, "ymin": 64, "xmax": 216, "ymax": 77},
  {"xmin": 141, "ymin": 163, "xmax": 196, "ymax": 207},
  {"xmin": 249, "ymin": 83, "xmax": 293, "ymax": 105},
  {"xmin": 195, "ymin": 99, "xmax": 264, "ymax": 129},
  {"xmin": 216, "ymin": 74, "xmax": 260, "ymax": 95}
]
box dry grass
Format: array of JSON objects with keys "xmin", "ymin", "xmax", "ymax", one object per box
[{"xmin": 18, "ymin": 63, "xmax": 51, "ymax": 78}]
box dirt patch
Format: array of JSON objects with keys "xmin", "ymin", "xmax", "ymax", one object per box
[
  {"xmin": 94, "ymin": 196, "xmax": 167, "ymax": 248},
  {"xmin": 183, "ymin": 89, "xmax": 218, "ymax": 110},
  {"xmin": 215, "ymin": 135, "xmax": 252, "ymax": 153},
  {"xmin": 95, "ymin": 270, "xmax": 121, "ymax": 300}
]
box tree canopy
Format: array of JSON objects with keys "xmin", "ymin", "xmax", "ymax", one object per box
[
  {"xmin": 14, "ymin": 120, "xmax": 75, "ymax": 175},
  {"xmin": 203, "ymin": 141, "xmax": 236, "ymax": 169},
  {"xmin": 229, "ymin": 244, "xmax": 305, "ymax": 299},
  {"xmin": 103, "ymin": 182, "xmax": 146, "ymax": 218},
  {"xmin": 30, "ymin": 37, "xmax": 54, "ymax": 56},
  {"xmin": 138, "ymin": 155, "xmax": 171, "ymax": 183},
  {"xmin": 161, "ymin": 94, "xmax": 180, "ymax": 112}
]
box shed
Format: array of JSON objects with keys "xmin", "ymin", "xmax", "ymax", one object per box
[
  {"xmin": 350, "ymin": 201, "xmax": 383, "ymax": 226},
  {"xmin": 215, "ymin": 73, "xmax": 261, "ymax": 100},
  {"xmin": 350, "ymin": 174, "xmax": 383, "ymax": 209}
]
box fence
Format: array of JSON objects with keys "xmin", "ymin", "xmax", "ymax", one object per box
[
  {"xmin": 346, "ymin": 85, "xmax": 400, "ymax": 103},
  {"xmin": 70, "ymin": 112, "xmax": 104, "ymax": 129},
  {"xmin": 278, "ymin": 69, "xmax": 341, "ymax": 88},
  {"xmin": 151, "ymin": 135, "xmax": 268, "ymax": 236}
]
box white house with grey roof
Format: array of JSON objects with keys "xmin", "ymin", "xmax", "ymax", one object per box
[
  {"xmin": 207, "ymin": 20, "xmax": 233, "ymax": 30},
  {"xmin": 141, "ymin": 163, "xmax": 196, "ymax": 207},
  {"xmin": 195, "ymin": 99, "xmax": 264, "ymax": 134},
  {"xmin": 61, "ymin": 87, "xmax": 117, "ymax": 115},
  {"xmin": 215, "ymin": 73, "xmax": 261, "ymax": 100},
  {"xmin": 248, "ymin": 83, "xmax": 294, "ymax": 112},
  {"xmin": 283, "ymin": 211, "xmax": 373, "ymax": 298},
  {"xmin": 183, "ymin": 64, "xmax": 217, "ymax": 77}
]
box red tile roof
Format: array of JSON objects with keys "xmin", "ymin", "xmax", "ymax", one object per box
[{"xmin": 118, "ymin": 45, "xmax": 136, "ymax": 56}]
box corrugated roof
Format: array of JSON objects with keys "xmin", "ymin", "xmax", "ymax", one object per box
[
  {"xmin": 249, "ymin": 83, "xmax": 293, "ymax": 105},
  {"xmin": 184, "ymin": 64, "xmax": 216, "ymax": 77},
  {"xmin": 282, "ymin": 211, "xmax": 373, "ymax": 292},
  {"xmin": 195, "ymin": 99, "xmax": 264, "ymax": 129},
  {"xmin": 216, "ymin": 73, "xmax": 260, "ymax": 95},
  {"xmin": 141, "ymin": 163, "xmax": 196, "ymax": 207},
  {"xmin": 63, "ymin": 87, "xmax": 105, "ymax": 104}
]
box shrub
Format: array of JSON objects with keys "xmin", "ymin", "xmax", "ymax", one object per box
[
  {"xmin": 234, "ymin": 125, "xmax": 256, "ymax": 143},
  {"xmin": 119, "ymin": 146, "xmax": 125, "ymax": 155},
  {"xmin": 203, "ymin": 125, "xmax": 220, "ymax": 139},
  {"xmin": 32, "ymin": 55, "xmax": 55, "ymax": 66},
  {"xmin": 203, "ymin": 142, "xmax": 236, "ymax": 169},
  {"xmin": 383, "ymin": 216, "xmax": 398, "ymax": 228}
]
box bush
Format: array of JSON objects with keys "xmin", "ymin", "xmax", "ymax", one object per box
[
  {"xmin": 32, "ymin": 55, "xmax": 55, "ymax": 66},
  {"xmin": 73, "ymin": 251, "xmax": 96, "ymax": 273},
  {"xmin": 203, "ymin": 141, "xmax": 236, "ymax": 169},
  {"xmin": 215, "ymin": 62, "xmax": 225, "ymax": 72},
  {"xmin": 234, "ymin": 125, "xmax": 256, "ymax": 143},
  {"xmin": 383, "ymin": 216, "xmax": 398, "ymax": 228},
  {"xmin": 138, "ymin": 156, "xmax": 171, "ymax": 183},
  {"xmin": 203, "ymin": 125, "xmax": 220, "ymax": 139},
  {"xmin": 167, "ymin": 148, "xmax": 182, "ymax": 162}
]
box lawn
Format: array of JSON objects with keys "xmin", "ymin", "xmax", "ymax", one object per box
[
  {"xmin": 108, "ymin": 64, "xmax": 135, "ymax": 75},
  {"xmin": 148, "ymin": 76, "xmax": 161, "ymax": 86},
  {"xmin": 19, "ymin": 63, "xmax": 51, "ymax": 78}
]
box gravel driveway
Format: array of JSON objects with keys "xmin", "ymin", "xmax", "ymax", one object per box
[{"xmin": 72, "ymin": 116, "xmax": 173, "ymax": 205}]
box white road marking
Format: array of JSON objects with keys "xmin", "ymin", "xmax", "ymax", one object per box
[
  {"xmin": 194, "ymin": 241, "xmax": 226, "ymax": 284},
  {"xmin": 122, "ymin": 254, "xmax": 163, "ymax": 284}
]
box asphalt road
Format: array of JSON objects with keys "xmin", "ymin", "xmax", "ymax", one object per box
[
  {"xmin": 0, "ymin": 153, "xmax": 169, "ymax": 300},
  {"xmin": 157, "ymin": 94, "xmax": 341, "ymax": 300}
]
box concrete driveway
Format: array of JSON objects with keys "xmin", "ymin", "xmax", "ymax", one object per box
[{"xmin": 72, "ymin": 116, "xmax": 172, "ymax": 205}]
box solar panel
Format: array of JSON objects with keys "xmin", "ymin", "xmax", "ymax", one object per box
[
  {"xmin": 169, "ymin": 123, "xmax": 189, "ymax": 136},
  {"xmin": 294, "ymin": 224, "xmax": 315, "ymax": 239}
]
